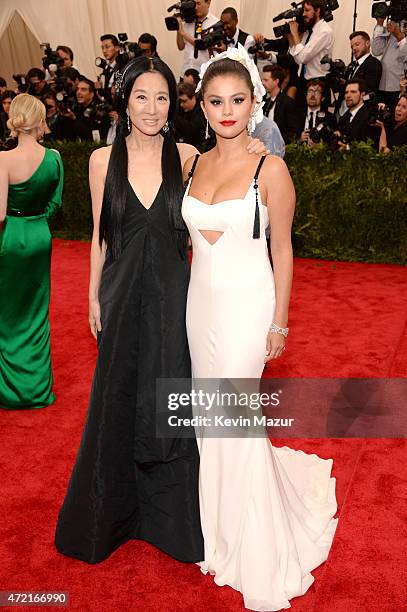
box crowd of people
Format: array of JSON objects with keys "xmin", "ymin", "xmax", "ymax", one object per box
[{"xmin": 1, "ymin": 0, "xmax": 407, "ymax": 153}]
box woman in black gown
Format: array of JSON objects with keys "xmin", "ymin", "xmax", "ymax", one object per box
[{"xmin": 55, "ymin": 57, "xmax": 204, "ymax": 564}]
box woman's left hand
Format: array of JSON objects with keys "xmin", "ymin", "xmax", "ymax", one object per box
[
  {"xmin": 247, "ymin": 137, "xmax": 270, "ymax": 156},
  {"xmin": 265, "ymin": 331, "xmax": 285, "ymax": 362}
]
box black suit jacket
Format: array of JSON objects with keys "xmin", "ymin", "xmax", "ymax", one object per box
[
  {"xmin": 337, "ymin": 55, "xmax": 383, "ymax": 110},
  {"xmin": 338, "ymin": 104, "xmax": 378, "ymax": 145},
  {"xmin": 351, "ymin": 55, "xmax": 382, "ymax": 93},
  {"xmin": 297, "ymin": 107, "xmax": 337, "ymax": 135},
  {"xmin": 264, "ymin": 91, "xmax": 298, "ymax": 144}
]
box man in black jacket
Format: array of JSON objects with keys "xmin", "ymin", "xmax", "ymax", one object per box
[
  {"xmin": 262, "ymin": 64, "xmax": 298, "ymax": 143},
  {"xmin": 298, "ymin": 79, "xmax": 336, "ymax": 146},
  {"xmin": 337, "ymin": 32, "xmax": 382, "ymax": 114},
  {"xmin": 337, "ymin": 79, "xmax": 378, "ymax": 148},
  {"xmin": 57, "ymin": 78, "xmax": 110, "ymax": 141},
  {"xmin": 174, "ymin": 82, "xmax": 206, "ymax": 149}
]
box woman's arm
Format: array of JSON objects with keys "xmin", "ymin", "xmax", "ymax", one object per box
[
  {"xmin": 377, "ymin": 121, "xmax": 391, "ymax": 153},
  {"xmin": 263, "ymin": 156, "xmax": 296, "ymax": 360},
  {"xmin": 88, "ymin": 147, "xmax": 109, "ymax": 338}
]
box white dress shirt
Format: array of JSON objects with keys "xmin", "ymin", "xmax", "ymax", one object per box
[
  {"xmin": 371, "ymin": 26, "xmax": 407, "ymax": 92},
  {"xmin": 305, "ymin": 106, "xmax": 321, "ymax": 129},
  {"xmin": 351, "ymin": 52, "xmax": 371, "ymax": 78},
  {"xmin": 289, "ymin": 19, "xmax": 334, "ymax": 80},
  {"xmin": 181, "ymin": 13, "xmax": 219, "ymax": 75},
  {"xmin": 349, "ymin": 103, "xmax": 364, "ymax": 122},
  {"xmin": 227, "ymin": 28, "xmax": 255, "ymax": 55}
]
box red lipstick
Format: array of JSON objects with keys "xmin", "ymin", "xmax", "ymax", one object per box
[{"xmin": 220, "ymin": 120, "xmax": 237, "ymax": 126}]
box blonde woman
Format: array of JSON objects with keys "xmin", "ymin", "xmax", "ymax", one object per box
[{"xmin": 0, "ymin": 94, "xmax": 64, "ymax": 409}]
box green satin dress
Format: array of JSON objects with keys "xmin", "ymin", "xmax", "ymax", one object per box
[{"xmin": 0, "ymin": 148, "xmax": 64, "ymax": 409}]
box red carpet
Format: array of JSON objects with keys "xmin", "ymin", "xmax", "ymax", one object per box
[{"xmin": 0, "ymin": 239, "xmax": 406, "ymax": 612}]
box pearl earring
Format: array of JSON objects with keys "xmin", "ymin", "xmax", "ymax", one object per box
[{"xmin": 127, "ymin": 113, "xmax": 131, "ymax": 132}]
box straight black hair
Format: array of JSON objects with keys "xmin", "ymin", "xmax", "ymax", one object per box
[{"xmin": 99, "ymin": 56, "xmax": 186, "ymax": 259}]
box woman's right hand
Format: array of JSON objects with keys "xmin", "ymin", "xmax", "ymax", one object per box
[{"xmin": 89, "ymin": 298, "xmax": 101, "ymax": 339}]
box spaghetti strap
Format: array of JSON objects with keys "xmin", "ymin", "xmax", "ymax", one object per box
[
  {"xmin": 185, "ymin": 154, "xmax": 200, "ymax": 187},
  {"xmin": 253, "ymin": 156, "xmax": 267, "ymax": 239},
  {"xmin": 254, "ymin": 155, "xmax": 267, "ymax": 182}
]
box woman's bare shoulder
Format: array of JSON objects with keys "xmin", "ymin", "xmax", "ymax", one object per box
[
  {"xmin": 177, "ymin": 142, "xmax": 199, "ymax": 166},
  {"xmin": 89, "ymin": 145, "xmax": 112, "ymax": 169},
  {"xmin": 262, "ymin": 154, "xmax": 287, "ymax": 173}
]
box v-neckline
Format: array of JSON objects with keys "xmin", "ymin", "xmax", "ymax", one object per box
[{"xmin": 128, "ymin": 179, "xmax": 162, "ymax": 211}]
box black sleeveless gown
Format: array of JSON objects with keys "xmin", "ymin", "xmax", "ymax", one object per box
[{"xmin": 55, "ymin": 180, "xmax": 204, "ymax": 564}]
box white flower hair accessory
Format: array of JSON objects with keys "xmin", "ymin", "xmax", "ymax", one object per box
[{"xmin": 196, "ymin": 44, "xmax": 265, "ymax": 132}]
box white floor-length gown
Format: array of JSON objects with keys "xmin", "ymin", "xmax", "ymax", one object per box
[{"xmin": 182, "ymin": 155, "xmax": 338, "ymax": 611}]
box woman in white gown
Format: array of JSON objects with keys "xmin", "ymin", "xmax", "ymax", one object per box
[{"xmin": 181, "ymin": 46, "xmax": 338, "ymax": 611}]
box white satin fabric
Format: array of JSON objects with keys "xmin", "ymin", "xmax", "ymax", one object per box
[{"xmin": 182, "ymin": 176, "xmax": 338, "ymax": 611}]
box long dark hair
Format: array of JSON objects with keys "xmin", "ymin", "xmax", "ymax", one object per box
[{"xmin": 99, "ymin": 56, "xmax": 186, "ymax": 259}]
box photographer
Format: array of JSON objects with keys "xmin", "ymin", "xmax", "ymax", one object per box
[
  {"xmin": 176, "ymin": 0, "xmax": 219, "ymax": 75},
  {"xmin": 174, "ymin": 82, "xmax": 206, "ymax": 148},
  {"xmin": 337, "ymin": 32, "xmax": 382, "ymax": 115},
  {"xmin": 183, "ymin": 68, "xmax": 200, "ymax": 87},
  {"xmin": 42, "ymin": 93, "xmax": 62, "ymax": 140},
  {"xmin": 60, "ymin": 67, "xmax": 81, "ymax": 93},
  {"xmin": 0, "ymin": 90, "xmax": 16, "ymax": 141},
  {"xmin": 299, "ymin": 79, "xmax": 336, "ymax": 145},
  {"xmin": 138, "ymin": 33, "xmax": 159, "ymax": 58},
  {"xmin": 56, "ymin": 45, "xmax": 75, "ymax": 69},
  {"xmin": 337, "ymin": 78, "xmax": 378, "ymax": 148},
  {"xmin": 26, "ymin": 68, "xmax": 52, "ymax": 98},
  {"xmin": 57, "ymin": 77, "xmax": 110, "ymax": 141},
  {"xmin": 0, "ymin": 77, "xmax": 7, "ymax": 96},
  {"xmin": 376, "ymin": 93, "xmax": 407, "ymax": 151},
  {"xmin": 219, "ymin": 7, "xmax": 255, "ymax": 54},
  {"xmin": 372, "ymin": 16, "xmax": 407, "ymax": 110},
  {"xmin": 99, "ymin": 34, "xmax": 122, "ymax": 90},
  {"xmin": 261, "ymin": 64, "xmax": 298, "ymax": 143},
  {"xmin": 287, "ymin": 0, "xmax": 334, "ymax": 107}
]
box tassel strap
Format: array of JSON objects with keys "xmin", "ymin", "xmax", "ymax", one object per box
[{"xmin": 253, "ymin": 156, "xmax": 267, "ymax": 239}]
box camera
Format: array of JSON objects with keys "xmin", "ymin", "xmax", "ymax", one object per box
[
  {"xmin": 272, "ymin": 2, "xmax": 304, "ymax": 38},
  {"xmin": 40, "ymin": 43, "xmax": 64, "ymax": 73},
  {"xmin": 368, "ymin": 102, "xmax": 393, "ymax": 126},
  {"xmin": 320, "ymin": 54, "xmax": 347, "ymax": 91},
  {"xmin": 53, "ymin": 77, "xmax": 76, "ymax": 114},
  {"xmin": 371, "ymin": 0, "xmax": 407, "ymax": 21},
  {"xmin": 12, "ymin": 74, "xmax": 28, "ymax": 93},
  {"xmin": 194, "ymin": 21, "xmax": 225, "ymax": 54},
  {"xmin": 165, "ymin": 0, "xmax": 197, "ymax": 31},
  {"xmin": 117, "ymin": 33, "xmax": 143, "ymax": 64},
  {"xmin": 309, "ymin": 121, "xmax": 338, "ymax": 145},
  {"xmin": 247, "ymin": 39, "xmax": 283, "ymax": 55},
  {"xmin": 272, "ymin": 0, "xmax": 339, "ymax": 38}
]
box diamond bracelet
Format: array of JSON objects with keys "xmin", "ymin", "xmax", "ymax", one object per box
[{"xmin": 269, "ymin": 322, "xmax": 289, "ymax": 338}]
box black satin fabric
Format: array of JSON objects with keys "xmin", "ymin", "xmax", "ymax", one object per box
[{"xmin": 55, "ymin": 182, "xmax": 204, "ymax": 564}]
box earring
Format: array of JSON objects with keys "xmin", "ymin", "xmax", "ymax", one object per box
[
  {"xmin": 127, "ymin": 113, "xmax": 131, "ymax": 132},
  {"xmin": 205, "ymin": 118, "xmax": 210, "ymax": 140},
  {"xmin": 162, "ymin": 121, "xmax": 170, "ymax": 133},
  {"xmin": 247, "ymin": 113, "xmax": 256, "ymax": 135}
]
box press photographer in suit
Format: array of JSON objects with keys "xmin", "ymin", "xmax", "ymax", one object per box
[
  {"xmin": 299, "ymin": 79, "xmax": 336, "ymax": 146},
  {"xmin": 337, "ymin": 31, "xmax": 382, "ymax": 115},
  {"xmin": 262, "ymin": 64, "xmax": 298, "ymax": 143},
  {"xmin": 337, "ymin": 79, "xmax": 378, "ymax": 149}
]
